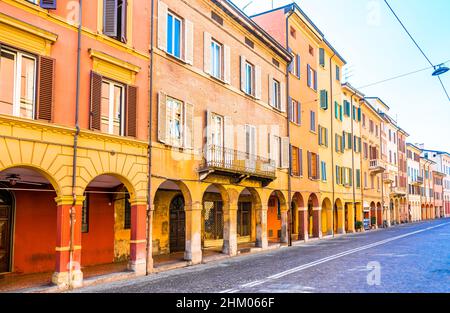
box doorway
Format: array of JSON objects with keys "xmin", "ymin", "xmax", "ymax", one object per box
[
  {"xmin": 0, "ymin": 190, "xmax": 13, "ymax": 273},
  {"xmin": 169, "ymin": 195, "xmax": 185, "ymax": 253}
]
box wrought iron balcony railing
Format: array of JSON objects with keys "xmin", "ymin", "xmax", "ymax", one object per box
[
  {"xmin": 199, "ymin": 145, "xmax": 276, "ymax": 183},
  {"xmin": 412, "ymin": 176, "xmax": 424, "ymax": 186}
]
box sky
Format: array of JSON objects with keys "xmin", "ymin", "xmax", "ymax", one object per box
[{"xmin": 232, "ymin": 0, "xmax": 450, "ymax": 153}]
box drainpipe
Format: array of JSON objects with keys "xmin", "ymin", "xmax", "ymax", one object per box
[
  {"xmin": 69, "ymin": 0, "xmax": 83, "ymax": 289},
  {"xmin": 285, "ymin": 6, "xmax": 295, "ymax": 247},
  {"xmin": 329, "ymin": 51, "xmax": 336, "ymax": 237},
  {"xmin": 146, "ymin": 0, "xmax": 155, "ymax": 275},
  {"xmin": 349, "ymin": 90, "xmax": 357, "ymax": 230},
  {"xmin": 380, "ymin": 123, "xmax": 385, "ymax": 227}
]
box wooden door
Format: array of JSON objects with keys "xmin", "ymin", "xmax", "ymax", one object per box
[
  {"xmin": 0, "ymin": 204, "xmax": 12, "ymax": 273},
  {"xmin": 169, "ymin": 195, "xmax": 185, "ymax": 253}
]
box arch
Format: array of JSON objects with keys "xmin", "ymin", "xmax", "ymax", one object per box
[
  {"xmin": 291, "ymin": 192, "xmax": 304, "ymax": 238},
  {"xmin": 308, "ymin": 193, "xmax": 320, "ymax": 208},
  {"xmin": 201, "ymin": 184, "xmax": 230, "ymax": 252},
  {"xmin": 307, "ymin": 193, "xmax": 320, "ymax": 238},
  {"xmin": 267, "ymin": 190, "xmax": 286, "ymax": 243},
  {"xmin": 82, "ymin": 172, "xmax": 138, "ymax": 203},
  {"xmin": 334, "ymin": 198, "xmax": 343, "ymax": 233},
  {"xmin": 321, "ymin": 197, "xmax": 332, "ymax": 236},
  {"xmin": 376, "ymin": 202, "xmax": 382, "ymax": 227},
  {"xmin": 153, "ymin": 179, "xmax": 192, "ymax": 207},
  {"xmin": 0, "ymin": 165, "xmax": 61, "ymax": 196},
  {"xmin": 237, "ymin": 187, "xmax": 261, "ymax": 246}
]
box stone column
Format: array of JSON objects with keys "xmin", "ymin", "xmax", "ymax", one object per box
[
  {"xmin": 128, "ymin": 199, "xmax": 147, "ymax": 275},
  {"xmin": 185, "ymin": 201, "xmax": 202, "ymax": 264},
  {"xmin": 280, "ymin": 210, "xmax": 289, "ymax": 243},
  {"xmin": 347, "ymin": 203, "xmax": 356, "ymax": 233},
  {"xmin": 52, "ymin": 195, "xmax": 84, "ymax": 289},
  {"xmin": 313, "ymin": 207, "xmax": 322, "ymax": 239},
  {"xmin": 222, "ymin": 199, "xmax": 237, "ymax": 256},
  {"xmin": 256, "ymin": 204, "xmax": 268, "ymax": 249},
  {"xmin": 337, "ymin": 207, "xmax": 345, "ymax": 234},
  {"xmin": 298, "ymin": 208, "xmax": 308, "ymax": 241}
]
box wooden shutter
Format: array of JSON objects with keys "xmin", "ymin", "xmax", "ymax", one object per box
[
  {"xmin": 319, "ymin": 48, "xmax": 325, "ymax": 66},
  {"xmin": 184, "ymin": 19, "xmax": 194, "ymax": 65},
  {"xmin": 224, "ymin": 45, "xmax": 231, "ymax": 84},
  {"xmin": 90, "ymin": 71, "xmax": 102, "ymax": 130},
  {"xmin": 120, "ymin": 0, "xmax": 127, "ymax": 43},
  {"xmin": 40, "ymin": 0, "xmax": 57, "ymax": 9},
  {"xmin": 281, "ymin": 137, "xmax": 289, "ymax": 169},
  {"xmin": 224, "ymin": 116, "xmax": 233, "ymax": 151},
  {"xmin": 183, "ymin": 102, "xmax": 194, "ymax": 149},
  {"xmin": 126, "ymin": 85, "xmax": 137, "ymax": 137},
  {"xmin": 240, "ymin": 55, "xmax": 246, "ymax": 92},
  {"xmin": 307, "ymin": 151, "xmax": 312, "ymax": 178},
  {"xmin": 307, "ymin": 64, "xmax": 311, "ymax": 87},
  {"xmin": 325, "ymin": 128, "xmax": 328, "ymax": 147},
  {"xmin": 299, "ymin": 148, "xmax": 303, "ymax": 176},
  {"xmin": 318, "ymin": 126, "xmax": 322, "ymax": 145},
  {"xmin": 316, "ymin": 154, "xmax": 320, "ymax": 180},
  {"xmin": 297, "ymin": 101, "xmax": 301, "ymax": 124},
  {"xmin": 37, "ymin": 56, "xmax": 55, "ymax": 121},
  {"xmin": 203, "ymin": 32, "xmax": 212, "ymax": 74},
  {"xmin": 157, "ymin": 0, "xmax": 168, "ymax": 51},
  {"xmin": 157, "ymin": 91, "xmax": 167, "ymax": 143},
  {"xmin": 296, "ymin": 54, "xmax": 300, "ymax": 78},
  {"xmin": 280, "ymin": 82, "xmax": 286, "ymax": 112},
  {"xmin": 104, "ymin": 0, "xmax": 118, "ymax": 37},
  {"xmin": 313, "ymin": 69, "xmax": 317, "ymax": 90},
  {"xmin": 255, "ymin": 65, "xmax": 262, "ymax": 99},
  {"xmin": 268, "ymin": 74, "xmax": 273, "ymax": 106}
]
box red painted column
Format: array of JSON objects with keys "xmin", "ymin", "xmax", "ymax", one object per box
[
  {"xmin": 313, "ymin": 208, "xmax": 322, "ymax": 239},
  {"xmin": 298, "ymin": 209, "xmax": 308, "ymax": 241},
  {"xmin": 128, "ymin": 201, "xmax": 147, "ymax": 275},
  {"xmin": 52, "ymin": 196, "xmax": 83, "ymax": 288}
]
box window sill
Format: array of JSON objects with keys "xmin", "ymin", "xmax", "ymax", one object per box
[
  {"xmin": 310, "ymin": 130, "xmax": 317, "ymax": 135},
  {"xmin": 209, "ymin": 74, "xmax": 227, "ymax": 85},
  {"xmin": 165, "ymin": 51, "xmax": 189, "ymax": 65}
]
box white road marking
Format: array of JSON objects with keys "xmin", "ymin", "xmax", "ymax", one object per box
[{"xmin": 221, "ymin": 222, "xmax": 450, "ymax": 293}]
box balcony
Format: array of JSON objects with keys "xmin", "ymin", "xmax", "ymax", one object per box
[
  {"xmin": 391, "ymin": 186, "xmax": 407, "ymax": 197},
  {"xmin": 369, "ymin": 159, "xmax": 385, "ymax": 175},
  {"xmin": 198, "ymin": 145, "xmax": 276, "ymax": 185},
  {"xmin": 383, "ymin": 172, "xmax": 395, "ymax": 184},
  {"xmin": 411, "ymin": 176, "xmax": 424, "ymax": 186}
]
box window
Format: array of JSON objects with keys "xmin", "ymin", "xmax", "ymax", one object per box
[
  {"xmin": 272, "ymin": 79, "xmax": 281, "ymax": 110},
  {"xmin": 290, "ymin": 54, "xmax": 300, "ymax": 78},
  {"xmin": 103, "ymin": 0, "xmax": 127, "ymax": 43},
  {"xmin": 101, "ymin": 80, "xmax": 125, "ymax": 136},
  {"xmin": 211, "ymin": 40, "xmax": 223, "ymax": 80},
  {"xmin": 166, "ymin": 97, "xmax": 183, "ymax": 147},
  {"xmin": 0, "ymin": 47, "xmax": 37, "ymax": 119},
  {"xmin": 291, "ymin": 99, "xmax": 301, "ymax": 124},
  {"xmin": 273, "ymin": 136, "xmax": 281, "ymax": 168},
  {"xmin": 82, "ymin": 194, "xmax": 89, "ymax": 233},
  {"xmin": 321, "ymin": 161, "xmax": 327, "ymax": 181},
  {"xmin": 334, "ymin": 102, "xmax": 343, "ymax": 121},
  {"xmin": 363, "ymin": 143, "xmax": 368, "ymax": 159},
  {"xmin": 318, "ymin": 126, "xmax": 328, "ymax": 147},
  {"xmin": 308, "ymin": 152, "xmax": 319, "ymax": 180},
  {"xmin": 291, "ymin": 146, "xmax": 302, "ymax": 177},
  {"xmin": 37, "ymin": 0, "xmax": 57, "ymax": 9},
  {"xmin": 167, "ymin": 12, "xmax": 182, "ymax": 58},
  {"xmin": 336, "ymin": 65, "xmax": 340, "ymax": 81},
  {"xmin": 362, "ymin": 114, "xmax": 366, "ymax": 127},
  {"xmin": 344, "ymin": 100, "xmax": 350, "ymax": 117},
  {"xmin": 320, "ymin": 90, "xmax": 328, "ymax": 110},
  {"xmin": 310, "ymin": 111, "xmax": 316, "ymax": 132},
  {"xmin": 319, "ymin": 48, "xmax": 325, "ymax": 67},
  {"xmin": 356, "ymin": 169, "xmax": 361, "ymax": 188},
  {"xmin": 290, "ymin": 26, "xmax": 296, "ymax": 38},
  {"xmin": 364, "ymin": 172, "xmax": 367, "ymax": 188},
  {"xmin": 307, "ymin": 65, "xmax": 317, "ymax": 90},
  {"xmin": 245, "ymin": 62, "xmax": 254, "ymax": 95},
  {"xmin": 309, "ymin": 45, "xmax": 314, "ymax": 56}
]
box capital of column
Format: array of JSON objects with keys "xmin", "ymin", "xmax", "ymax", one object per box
[
  {"xmin": 129, "ymin": 198, "xmax": 148, "ymax": 207},
  {"xmin": 54, "ymin": 195, "xmax": 85, "ymax": 206}
]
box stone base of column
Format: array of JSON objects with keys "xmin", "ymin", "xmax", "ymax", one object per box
[
  {"xmin": 337, "ymin": 228, "xmax": 345, "ymax": 234},
  {"xmin": 185, "ymin": 250, "xmax": 202, "ymax": 265},
  {"xmin": 222, "ymin": 240, "xmax": 237, "ymax": 256},
  {"xmin": 52, "ymin": 270, "xmax": 83, "ymax": 289},
  {"xmin": 128, "ymin": 259, "xmax": 147, "ymax": 276},
  {"xmin": 327, "ymin": 230, "xmax": 333, "ymax": 236}
]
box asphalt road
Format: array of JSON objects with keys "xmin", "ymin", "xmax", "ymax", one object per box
[{"xmin": 72, "ymin": 219, "xmax": 450, "ymax": 293}]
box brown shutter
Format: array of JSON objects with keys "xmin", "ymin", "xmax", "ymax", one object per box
[
  {"xmin": 299, "ymin": 148, "xmax": 303, "ymax": 176},
  {"xmin": 90, "ymin": 71, "xmax": 103, "ymax": 131},
  {"xmin": 37, "ymin": 56, "xmax": 55, "ymax": 121},
  {"xmin": 126, "ymin": 85, "xmax": 137, "ymax": 137},
  {"xmin": 316, "ymin": 154, "xmax": 320, "ymax": 180},
  {"xmin": 307, "ymin": 151, "xmax": 312, "ymax": 178},
  {"xmin": 104, "ymin": 0, "xmax": 118, "ymax": 37}
]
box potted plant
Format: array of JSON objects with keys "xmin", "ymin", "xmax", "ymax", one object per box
[{"xmin": 355, "ymin": 221, "xmax": 363, "ymax": 232}]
